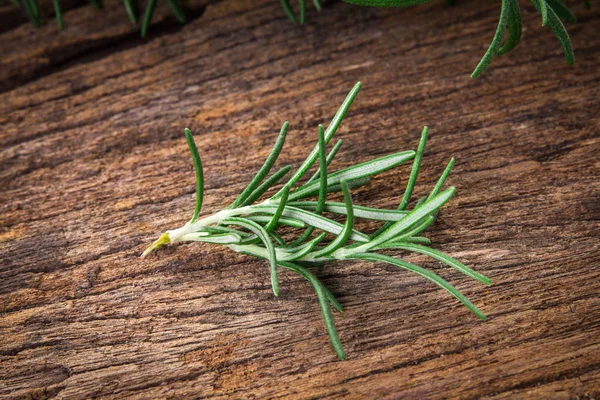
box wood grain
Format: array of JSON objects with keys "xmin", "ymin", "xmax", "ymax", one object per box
[{"xmin": 1, "ymin": 0, "xmax": 599, "ymax": 398}]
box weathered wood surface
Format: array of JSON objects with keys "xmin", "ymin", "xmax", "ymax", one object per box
[{"xmin": 1, "ymin": 0, "xmax": 599, "ymax": 398}]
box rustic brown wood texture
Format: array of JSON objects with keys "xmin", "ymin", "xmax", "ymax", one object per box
[{"xmin": 1, "ymin": 0, "xmax": 599, "ymax": 398}]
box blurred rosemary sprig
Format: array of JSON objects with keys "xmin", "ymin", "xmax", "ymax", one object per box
[
  {"xmin": 142, "ymin": 82, "xmax": 491, "ymax": 359},
  {"xmin": 11, "ymin": 0, "xmax": 592, "ymax": 74}
]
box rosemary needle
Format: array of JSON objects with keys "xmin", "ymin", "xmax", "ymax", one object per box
[
  {"xmin": 53, "ymin": 0, "xmax": 63, "ymax": 29},
  {"xmin": 141, "ymin": 0, "xmax": 158, "ymax": 38},
  {"xmin": 123, "ymin": 0, "xmax": 138, "ymax": 24}
]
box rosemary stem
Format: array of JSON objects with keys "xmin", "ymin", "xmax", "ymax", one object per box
[{"xmin": 149, "ymin": 199, "xmax": 279, "ymax": 251}]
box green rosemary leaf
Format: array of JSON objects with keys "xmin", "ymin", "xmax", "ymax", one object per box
[
  {"xmin": 279, "ymin": 261, "xmax": 346, "ymax": 359},
  {"xmin": 179, "ymin": 232, "xmax": 242, "ymax": 244},
  {"xmin": 237, "ymin": 243, "xmax": 343, "ymax": 312},
  {"xmin": 250, "ymin": 205, "xmax": 370, "ymax": 242},
  {"xmin": 415, "ymin": 196, "xmax": 427, "ymax": 208},
  {"xmin": 280, "ymin": 0, "xmax": 297, "ymax": 23},
  {"xmin": 166, "ymin": 0, "xmax": 187, "ymax": 24},
  {"xmin": 273, "ymin": 82, "xmax": 362, "ymax": 199},
  {"xmin": 283, "ymin": 232, "xmax": 326, "ymax": 253},
  {"xmin": 427, "ymin": 158, "xmax": 454, "ymax": 200},
  {"xmin": 400, "ymin": 126, "xmax": 428, "ymax": 210},
  {"xmin": 546, "ymin": 0, "xmax": 577, "ymax": 23},
  {"xmin": 530, "ymin": 0, "xmax": 575, "ymax": 65},
  {"xmin": 313, "ymin": 0, "xmax": 322, "ymax": 11},
  {"xmin": 538, "ymin": 0, "xmax": 549, "ymax": 25},
  {"xmin": 265, "ymin": 185, "xmax": 290, "ymax": 232},
  {"xmin": 368, "ymin": 215, "xmax": 433, "ymax": 248},
  {"xmin": 378, "ymin": 215, "xmax": 435, "ymax": 246},
  {"xmin": 312, "ymin": 180, "xmax": 354, "ymax": 258},
  {"xmin": 410, "ymin": 214, "xmax": 436, "ymax": 234},
  {"xmin": 288, "ymin": 151, "xmax": 415, "ymax": 201},
  {"xmin": 53, "ymin": 0, "xmax": 64, "ymax": 29},
  {"xmin": 223, "ymin": 217, "xmax": 280, "ymax": 296},
  {"xmin": 241, "ymin": 165, "xmax": 293, "ymax": 207},
  {"xmin": 404, "ymin": 236, "xmax": 432, "ymax": 245},
  {"xmin": 330, "ymin": 177, "xmax": 371, "ymax": 192},
  {"xmin": 123, "ymin": 0, "xmax": 137, "ymax": 24},
  {"xmin": 288, "ymin": 262, "xmax": 343, "ymax": 313},
  {"xmin": 387, "ymin": 243, "xmax": 492, "ymax": 284},
  {"xmin": 299, "ymin": 0, "xmax": 306, "ymax": 24},
  {"xmin": 272, "ymin": 204, "xmax": 368, "ymax": 242},
  {"xmin": 321, "ymin": 150, "xmax": 415, "ymax": 187},
  {"xmin": 471, "ymin": 0, "xmax": 510, "ymax": 78},
  {"xmin": 582, "ymin": 0, "xmax": 590, "ymax": 10},
  {"xmin": 141, "ymin": 0, "xmax": 157, "ymax": 37},
  {"xmin": 22, "ymin": 0, "xmax": 40, "ymax": 27},
  {"xmin": 370, "ymin": 126, "xmax": 428, "ymax": 239},
  {"xmin": 287, "ymin": 124, "xmax": 328, "ymax": 247},
  {"xmin": 362, "ymin": 187, "xmax": 455, "ymax": 250},
  {"xmin": 316, "ymin": 124, "xmax": 328, "ymax": 214},
  {"xmin": 289, "ymin": 201, "xmax": 408, "ymax": 221},
  {"xmin": 288, "ymin": 177, "xmax": 371, "ymax": 201},
  {"xmin": 348, "ymin": 253, "xmax": 486, "ymax": 320},
  {"xmin": 270, "ymin": 231, "xmax": 287, "ymax": 246},
  {"xmin": 498, "ymin": 0, "xmax": 523, "ymax": 55},
  {"xmin": 327, "ymin": 293, "xmax": 344, "ymax": 313},
  {"xmin": 202, "ymin": 226, "xmax": 251, "ymax": 237},
  {"xmin": 307, "ymin": 139, "xmax": 343, "ymax": 183},
  {"xmin": 231, "ymin": 121, "xmax": 289, "ymax": 208},
  {"xmin": 238, "ymin": 236, "xmax": 262, "ymax": 246},
  {"xmin": 184, "ymin": 128, "xmax": 204, "ymax": 223},
  {"xmin": 246, "ymin": 215, "xmax": 305, "ymax": 229}
]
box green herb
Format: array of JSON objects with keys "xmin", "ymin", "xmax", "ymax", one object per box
[
  {"xmin": 141, "ymin": 0, "xmax": 186, "ymax": 37},
  {"xmin": 13, "ymin": 0, "xmax": 592, "ymax": 68},
  {"xmin": 142, "ymin": 82, "xmax": 491, "ymax": 360},
  {"xmin": 345, "ymin": 0, "xmax": 591, "ymax": 77},
  {"xmin": 280, "ymin": 0, "xmax": 323, "ymax": 23}
]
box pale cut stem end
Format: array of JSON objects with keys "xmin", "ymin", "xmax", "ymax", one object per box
[{"xmin": 141, "ymin": 232, "xmax": 171, "ymax": 258}]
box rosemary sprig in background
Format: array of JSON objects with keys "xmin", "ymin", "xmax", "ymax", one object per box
[
  {"xmin": 344, "ymin": 0, "xmax": 592, "ymax": 77},
  {"xmin": 9, "ymin": 0, "xmax": 593, "ymax": 76},
  {"xmin": 142, "ymin": 82, "xmax": 491, "ymax": 359}
]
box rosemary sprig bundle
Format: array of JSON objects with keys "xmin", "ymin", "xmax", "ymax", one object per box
[
  {"xmin": 142, "ymin": 82, "xmax": 491, "ymax": 360},
  {"xmin": 345, "ymin": 0, "xmax": 592, "ymax": 77}
]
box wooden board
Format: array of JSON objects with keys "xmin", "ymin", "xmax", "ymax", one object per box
[{"xmin": 1, "ymin": 0, "xmax": 599, "ymax": 398}]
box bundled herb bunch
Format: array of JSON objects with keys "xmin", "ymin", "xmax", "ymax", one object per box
[
  {"xmin": 142, "ymin": 82, "xmax": 491, "ymax": 359},
  {"xmin": 11, "ymin": 0, "xmax": 592, "ymax": 76}
]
